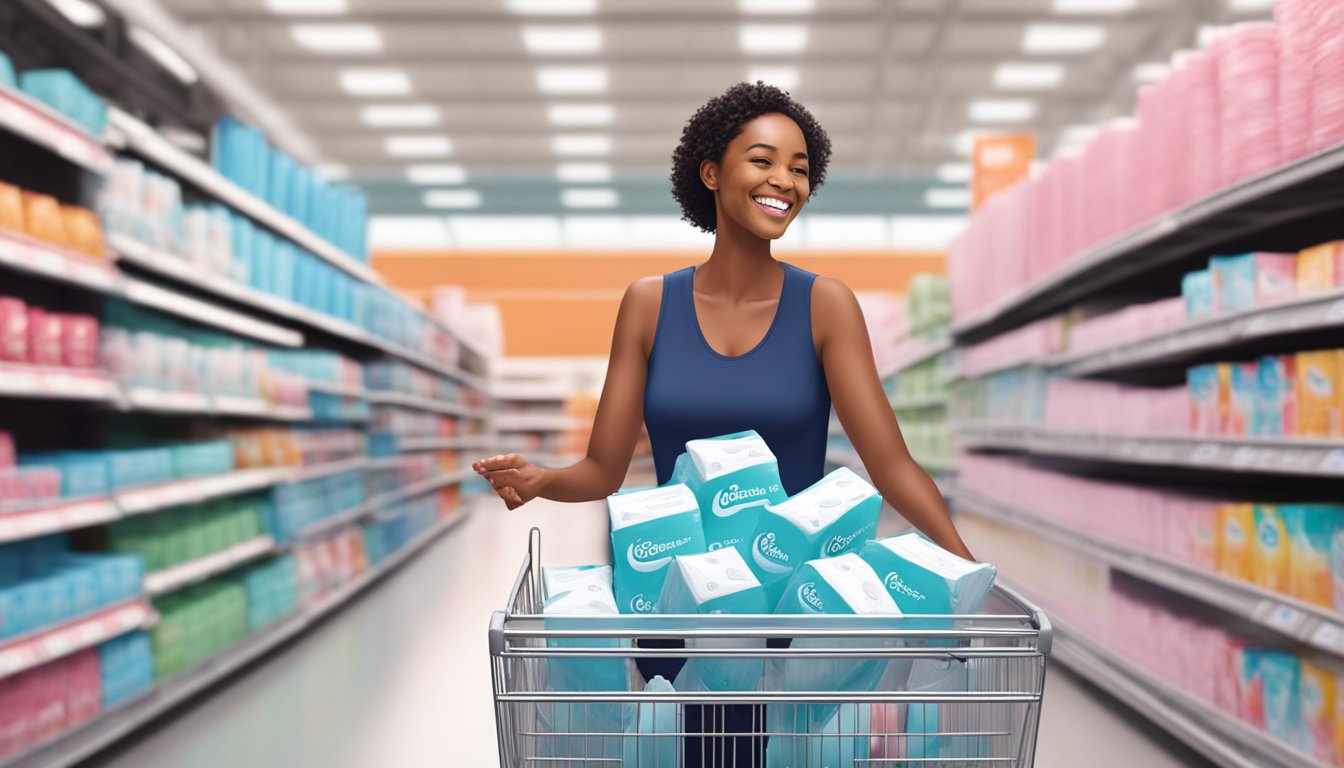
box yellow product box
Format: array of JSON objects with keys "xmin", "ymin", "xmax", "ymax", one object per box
[
  {"xmin": 1250, "ymin": 505, "xmax": 1289, "ymax": 593},
  {"xmin": 1296, "ymin": 350, "xmax": 1344, "ymax": 438},
  {"xmin": 1216, "ymin": 503, "xmax": 1254, "ymax": 581},
  {"xmin": 0, "ymin": 181, "xmax": 24, "ymax": 233},
  {"xmin": 1298, "ymin": 241, "xmax": 1343, "ymax": 293}
]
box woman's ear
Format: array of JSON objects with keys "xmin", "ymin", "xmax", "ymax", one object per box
[{"xmin": 699, "ymin": 159, "xmax": 718, "ymax": 191}]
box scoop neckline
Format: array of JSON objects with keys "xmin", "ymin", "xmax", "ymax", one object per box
[{"xmin": 688, "ymin": 262, "xmax": 789, "ymax": 361}]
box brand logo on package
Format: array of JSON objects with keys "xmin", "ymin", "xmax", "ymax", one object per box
[
  {"xmin": 751, "ymin": 532, "xmax": 792, "ymax": 574},
  {"xmin": 884, "ymin": 571, "xmax": 926, "ymax": 602},
  {"xmin": 821, "ymin": 523, "xmax": 875, "ymax": 557},
  {"xmin": 629, "ymin": 593, "xmax": 655, "ymax": 613},
  {"xmin": 711, "ymin": 484, "xmax": 770, "ymax": 517},
  {"xmin": 627, "ymin": 538, "xmax": 692, "ymax": 573},
  {"xmin": 708, "ymin": 537, "xmax": 744, "ymax": 552},
  {"xmin": 798, "ymin": 582, "xmax": 825, "ymax": 613},
  {"xmin": 1308, "ymin": 368, "xmax": 1332, "ymax": 395},
  {"xmin": 1257, "ymin": 517, "xmax": 1280, "ymax": 549}
]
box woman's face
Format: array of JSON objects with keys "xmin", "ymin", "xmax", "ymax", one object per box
[{"xmin": 701, "ymin": 112, "xmax": 811, "ymax": 240}]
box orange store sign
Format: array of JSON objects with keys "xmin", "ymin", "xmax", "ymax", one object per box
[{"xmin": 972, "ymin": 134, "xmax": 1035, "ymax": 210}]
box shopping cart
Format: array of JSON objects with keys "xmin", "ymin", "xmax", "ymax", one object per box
[{"xmin": 490, "ymin": 529, "xmax": 1052, "ymax": 767}]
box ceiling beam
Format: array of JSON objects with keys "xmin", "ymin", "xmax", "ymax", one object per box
[{"xmin": 171, "ymin": 9, "xmax": 1172, "ymax": 25}]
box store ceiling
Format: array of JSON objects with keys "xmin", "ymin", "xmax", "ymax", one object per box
[{"xmin": 155, "ymin": 0, "xmax": 1272, "ymax": 223}]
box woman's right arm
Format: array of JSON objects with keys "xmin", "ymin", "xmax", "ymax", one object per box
[{"xmin": 473, "ymin": 277, "xmax": 660, "ymax": 506}]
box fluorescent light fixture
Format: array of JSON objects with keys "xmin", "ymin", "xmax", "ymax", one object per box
[
  {"xmin": 994, "ymin": 62, "xmax": 1064, "ymax": 90},
  {"xmin": 316, "ymin": 163, "xmax": 349, "ymax": 181},
  {"xmin": 1198, "ymin": 25, "xmax": 1235, "ymax": 48},
  {"xmin": 556, "ymin": 162, "xmax": 612, "ymax": 182},
  {"xmin": 448, "ymin": 216, "xmax": 564, "ymax": 249},
  {"xmin": 368, "ymin": 216, "xmax": 452, "ymax": 249},
  {"xmin": 747, "ymin": 66, "xmax": 800, "ymax": 90},
  {"xmin": 925, "ymin": 188, "xmax": 972, "ymax": 209},
  {"xmin": 339, "ymin": 68, "xmax": 411, "ymax": 96},
  {"xmin": 406, "ymin": 164, "xmax": 468, "ymax": 184},
  {"xmin": 1022, "ymin": 23, "xmax": 1106, "ymax": 53},
  {"xmin": 505, "ymin": 0, "xmax": 597, "ymax": 14},
  {"xmin": 1133, "ymin": 62, "xmax": 1171, "ymax": 83},
  {"xmin": 43, "ymin": 0, "xmax": 106, "ymax": 27},
  {"xmin": 290, "ymin": 24, "xmax": 382, "ymax": 53},
  {"xmin": 536, "ymin": 66, "xmax": 608, "ymax": 94},
  {"xmin": 1058, "ymin": 124, "xmax": 1100, "ymax": 146},
  {"xmin": 423, "ymin": 189, "xmax": 481, "ymax": 209},
  {"xmin": 805, "ymin": 216, "xmax": 889, "ymax": 249},
  {"xmin": 740, "ymin": 0, "xmax": 815, "ymax": 12},
  {"xmin": 561, "ymin": 188, "xmax": 619, "ymax": 208},
  {"xmin": 385, "ymin": 136, "xmax": 453, "ymax": 157},
  {"xmin": 563, "ymin": 216, "xmax": 631, "ymax": 248},
  {"xmin": 968, "ymin": 99, "xmax": 1037, "ymax": 123},
  {"xmin": 953, "ymin": 130, "xmax": 984, "ymax": 157},
  {"xmin": 128, "ymin": 28, "xmax": 199, "ymax": 84},
  {"xmin": 547, "ymin": 104, "xmax": 615, "ymax": 126},
  {"xmin": 522, "ymin": 26, "xmax": 602, "ymax": 54},
  {"xmin": 890, "ymin": 216, "xmax": 968, "ymax": 249},
  {"xmin": 1052, "ymin": 0, "xmax": 1135, "ymax": 12},
  {"xmin": 936, "ymin": 163, "xmax": 972, "ymax": 183},
  {"xmin": 266, "ymin": 0, "xmax": 348, "ymax": 12},
  {"xmin": 628, "ymin": 216, "xmax": 716, "ymax": 249},
  {"xmin": 360, "ymin": 104, "xmax": 441, "ymax": 127},
  {"xmin": 1225, "ymin": 0, "xmax": 1274, "ymax": 10},
  {"xmin": 740, "ymin": 24, "xmax": 809, "ymax": 54},
  {"xmin": 552, "ymin": 134, "xmax": 612, "ymax": 156}
]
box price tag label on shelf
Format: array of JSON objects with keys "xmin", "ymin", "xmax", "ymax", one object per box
[
  {"xmin": 1191, "ymin": 443, "xmax": 1220, "ymax": 463},
  {"xmin": 1311, "ymin": 622, "xmax": 1344, "ymax": 652},
  {"xmin": 61, "ymin": 500, "xmax": 113, "ymax": 528},
  {"xmin": 1327, "ymin": 299, "xmax": 1344, "ymax": 324},
  {"xmin": 1230, "ymin": 446, "xmax": 1260, "ymax": 467},
  {"xmin": 1241, "ymin": 314, "xmax": 1270, "ymax": 337},
  {"xmin": 1261, "ymin": 602, "xmax": 1304, "ymax": 632},
  {"xmin": 39, "ymin": 630, "xmax": 73, "ymax": 658},
  {"xmin": 74, "ymin": 622, "xmax": 104, "ymax": 646},
  {"xmin": 1320, "ymin": 450, "xmax": 1344, "ymax": 473}
]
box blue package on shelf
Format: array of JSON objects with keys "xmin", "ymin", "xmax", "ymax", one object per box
[
  {"xmin": 230, "ymin": 213, "xmax": 255, "ymax": 285},
  {"xmin": 267, "ymin": 149, "xmax": 294, "ymax": 213},
  {"xmin": 19, "ymin": 453, "xmax": 109, "ymax": 498},
  {"xmin": 107, "ymin": 447, "xmax": 174, "ymax": 489},
  {"xmin": 253, "ymin": 230, "xmax": 276, "ymax": 295},
  {"xmin": 0, "ymin": 51, "xmax": 14, "ymax": 89},
  {"xmin": 99, "ymin": 631, "xmax": 153, "ymax": 707},
  {"xmin": 19, "ymin": 69, "xmax": 107, "ymax": 136},
  {"xmin": 275, "ymin": 241, "xmax": 298, "ymax": 301},
  {"xmin": 291, "ymin": 165, "xmax": 313, "ymax": 226}
]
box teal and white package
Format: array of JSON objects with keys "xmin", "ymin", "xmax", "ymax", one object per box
[
  {"xmin": 608, "ymin": 483, "xmax": 707, "ymax": 614},
  {"xmin": 658, "ymin": 549, "xmax": 769, "ymax": 692},
  {"xmin": 859, "ymin": 531, "xmax": 997, "ymax": 615},
  {"xmin": 767, "ymin": 554, "xmax": 901, "ymax": 735},
  {"xmin": 542, "ymin": 564, "xmax": 612, "ymax": 601},
  {"xmin": 1258, "ymin": 651, "xmax": 1302, "ymax": 746},
  {"xmin": 671, "ymin": 430, "xmax": 787, "ymax": 555},
  {"xmin": 748, "ymin": 467, "xmax": 882, "ymax": 606}
]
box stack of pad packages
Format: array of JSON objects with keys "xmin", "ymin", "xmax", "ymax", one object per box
[{"xmin": 538, "ymin": 430, "xmax": 999, "ymax": 767}]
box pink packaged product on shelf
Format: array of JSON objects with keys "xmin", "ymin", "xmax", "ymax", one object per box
[
  {"xmin": 0, "ymin": 466, "xmax": 62, "ymax": 504},
  {"xmin": 25, "ymin": 308, "xmax": 62, "ymax": 367},
  {"xmin": 1067, "ymin": 297, "xmax": 1187, "ymax": 358},
  {"xmin": 0, "ymin": 431, "xmax": 13, "ymax": 468},
  {"xmin": 1309, "ymin": 2, "xmax": 1344, "ymax": 152},
  {"xmin": 1216, "ymin": 23, "xmax": 1282, "ymax": 185},
  {"xmin": 0, "ymin": 647, "xmax": 101, "ymax": 759},
  {"xmin": 1276, "ymin": 0, "xmax": 1318, "ymax": 162},
  {"xmin": 1227, "ymin": 363, "xmax": 1260, "ymax": 436},
  {"xmin": 0, "ymin": 297, "xmax": 26, "ymax": 362},
  {"xmin": 59, "ymin": 314, "xmax": 99, "ymax": 369}
]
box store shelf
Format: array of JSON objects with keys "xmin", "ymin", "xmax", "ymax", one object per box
[
  {"xmin": 0, "ymin": 599, "xmax": 153, "ymax": 681},
  {"xmin": 0, "ymin": 500, "xmax": 478, "ymax": 768},
  {"xmin": 366, "ymin": 390, "xmax": 474, "ymax": 416},
  {"xmin": 120, "ymin": 278, "xmax": 303, "ymax": 348},
  {"xmin": 361, "ymin": 468, "xmax": 475, "ymax": 516},
  {"xmin": 143, "ymin": 536, "xmax": 277, "ymax": 597},
  {"xmin": 952, "ymin": 141, "xmax": 1344, "ymax": 344},
  {"xmin": 1047, "ymin": 610, "xmax": 1326, "ymax": 768},
  {"xmin": 878, "ymin": 337, "xmax": 951, "ymax": 379},
  {"xmin": 302, "ymin": 379, "xmax": 366, "ymax": 398},
  {"xmin": 957, "ymin": 489, "xmax": 1344, "ymax": 662},
  {"xmin": 0, "ymin": 365, "xmax": 117, "ymax": 401},
  {"xmin": 889, "ymin": 394, "xmax": 950, "ymax": 411},
  {"xmin": 396, "ymin": 436, "xmax": 492, "ymax": 452},
  {"xmin": 282, "ymin": 457, "xmax": 368, "ymax": 483},
  {"xmin": 0, "ymin": 229, "xmax": 120, "ymax": 294},
  {"xmin": 115, "ymin": 468, "xmax": 289, "ymax": 516},
  {"xmin": 0, "ymin": 497, "xmax": 119, "ymax": 544},
  {"xmin": 106, "ymin": 108, "xmax": 380, "ymax": 287},
  {"xmin": 955, "ymin": 422, "xmax": 1344, "ymax": 478},
  {"xmin": 0, "ymin": 83, "xmax": 113, "ymax": 175},
  {"xmin": 490, "ymin": 382, "xmax": 573, "ymax": 402},
  {"xmin": 1053, "ymin": 286, "xmax": 1344, "ymax": 377},
  {"xmin": 289, "ymin": 502, "xmax": 370, "ymax": 543},
  {"xmin": 494, "ymin": 413, "xmax": 586, "ymax": 432}
]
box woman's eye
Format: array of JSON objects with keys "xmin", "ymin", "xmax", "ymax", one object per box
[
  {"xmin": 752, "ymin": 158, "xmax": 770, "ymax": 165},
  {"xmin": 793, "ymin": 168, "xmax": 807, "ymax": 175}
]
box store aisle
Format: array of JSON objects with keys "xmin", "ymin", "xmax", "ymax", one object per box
[{"xmin": 83, "ymin": 493, "xmax": 1207, "ymax": 768}]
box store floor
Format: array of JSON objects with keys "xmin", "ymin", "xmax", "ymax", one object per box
[{"xmin": 81, "ymin": 493, "xmax": 1213, "ymax": 768}]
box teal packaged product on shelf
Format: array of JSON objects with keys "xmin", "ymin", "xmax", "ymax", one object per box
[
  {"xmin": 859, "ymin": 531, "xmax": 996, "ymax": 615},
  {"xmin": 19, "ymin": 452, "xmax": 108, "ymax": 497},
  {"xmin": 107, "ymin": 447, "xmax": 174, "ymax": 489},
  {"xmin": 1281, "ymin": 505, "xmax": 1344, "ymax": 608},
  {"xmin": 671, "ymin": 430, "xmax": 787, "ymax": 556},
  {"xmin": 541, "ymin": 564, "xmax": 612, "ymax": 601},
  {"xmin": 1188, "ymin": 364, "xmax": 1221, "ymax": 434},
  {"xmin": 19, "ymin": 69, "xmax": 106, "ymax": 135},
  {"xmin": 267, "ymin": 149, "xmax": 294, "ymax": 213},
  {"xmin": 1211, "ymin": 254, "xmax": 1255, "ymax": 314},
  {"xmin": 1255, "ymin": 355, "xmax": 1295, "ymax": 437},
  {"xmin": 1229, "ymin": 362, "xmax": 1259, "ymax": 436},
  {"xmin": 658, "ymin": 549, "xmax": 768, "ymax": 692},
  {"xmin": 607, "ymin": 483, "xmax": 706, "ymax": 614},
  {"xmin": 1181, "ymin": 269, "xmax": 1216, "ymax": 320},
  {"xmin": 241, "ymin": 555, "xmax": 297, "ymax": 630},
  {"xmin": 98, "ymin": 631, "xmax": 153, "ymax": 707},
  {"xmin": 1258, "ymin": 651, "xmax": 1303, "ymax": 747},
  {"xmin": 748, "ymin": 467, "xmax": 882, "ymax": 607},
  {"xmin": 0, "ymin": 50, "xmax": 14, "ymax": 88}
]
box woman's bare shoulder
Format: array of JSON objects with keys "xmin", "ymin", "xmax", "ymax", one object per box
[{"xmin": 618, "ymin": 275, "xmax": 666, "ymax": 353}]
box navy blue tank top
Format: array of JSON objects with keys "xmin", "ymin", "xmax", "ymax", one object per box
[{"xmin": 644, "ymin": 261, "xmax": 831, "ymax": 496}]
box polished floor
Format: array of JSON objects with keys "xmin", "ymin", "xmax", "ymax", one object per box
[{"xmin": 81, "ymin": 490, "xmax": 1213, "ymax": 768}]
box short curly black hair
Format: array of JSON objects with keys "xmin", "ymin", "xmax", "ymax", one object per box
[{"xmin": 670, "ymin": 81, "xmax": 832, "ymax": 234}]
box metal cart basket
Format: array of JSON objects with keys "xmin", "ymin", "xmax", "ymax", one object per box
[{"xmin": 490, "ymin": 530, "xmax": 1052, "ymax": 767}]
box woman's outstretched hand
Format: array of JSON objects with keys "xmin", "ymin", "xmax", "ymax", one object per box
[{"xmin": 472, "ymin": 453, "xmax": 545, "ymax": 510}]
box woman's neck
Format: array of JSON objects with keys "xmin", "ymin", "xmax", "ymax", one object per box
[{"xmin": 698, "ymin": 220, "xmax": 783, "ymax": 302}]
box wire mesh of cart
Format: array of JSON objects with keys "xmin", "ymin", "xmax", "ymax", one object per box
[{"xmin": 490, "ymin": 529, "xmax": 1053, "ymax": 767}]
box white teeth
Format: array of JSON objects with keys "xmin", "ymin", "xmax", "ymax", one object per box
[{"xmin": 753, "ymin": 196, "xmax": 790, "ymax": 211}]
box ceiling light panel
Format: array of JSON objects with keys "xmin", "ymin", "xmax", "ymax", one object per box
[
  {"xmin": 128, "ymin": 28, "xmax": 198, "ymax": 84},
  {"xmin": 739, "ymin": 24, "xmax": 809, "ymax": 54},
  {"xmin": 1133, "ymin": 62, "xmax": 1171, "ymax": 83},
  {"xmin": 968, "ymin": 99, "xmax": 1037, "ymax": 123},
  {"xmin": 561, "ymin": 188, "xmax": 619, "ymax": 208},
  {"xmin": 385, "ymin": 136, "xmax": 453, "ymax": 157},
  {"xmin": 1022, "ymin": 24, "xmax": 1106, "ymax": 54},
  {"xmin": 291, "ymin": 24, "xmax": 382, "ymax": 53},
  {"xmin": 926, "ymin": 188, "xmax": 972, "ymax": 209},
  {"xmin": 740, "ymin": 0, "xmax": 815, "ymax": 12},
  {"xmin": 339, "ymin": 68, "xmax": 411, "ymax": 95},
  {"xmin": 522, "ymin": 26, "xmax": 602, "ymax": 55},
  {"xmin": 556, "ymin": 162, "xmax": 612, "ymax": 183},
  {"xmin": 406, "ymin": 165, "xmax": 468, "ymax": 185},
  {"xmin": 552, "ymin": 134, "xmax": 612, "ymax": 156},
  {"xmin": 424, "ymin": 190, "xmax": 482, "ymax": 209},
  {"xmin": 360, "ymin": 105, "xmax": 440, "ymax": 128},
  {"xmin": 506, "ymin": 0, "xmax": 597, "ymax": 14},
  {"xmin": 536, "ymin": 66, "xmax": 608, "ymax": 94},
  {"xmin": 1225, "ymin": 0, "xmax": 1275, "ymax": 10},
  {"xmin": 993, "ymin": 62, "xmax": 1064, "ymax": 90},
  {"xmin": 746, "ymin": 66, "xmax": 800, "ymax": 90},
  {"xmin": 547, "ymin": 104, "xmax": 615, "ymax": 127},
  {"xmin": 266, "ymin": 0, "xmax": 347, "ymax": 13},
  {"xmin": 44, "ymin": 0, "xmax": 106, "ymax": 27},
  {"xmin": 936, "ymin": 163, "xmax": 973, "ymax": 183},
  {"xmin": 1052, "ymin": 0, "xmax": 1135, "ymax": 12}
]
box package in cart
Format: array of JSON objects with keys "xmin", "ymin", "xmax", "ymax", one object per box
[
  {"xmin": 657, "ymin": 548, "xmax": 769, "ymax": 692},
  {"xmin": 671, "ymin": 430, "xmax": 787, "ymax": 554},
  {"xmin": 607, "ymin": 483, "xmax": 706, "ymax": 614},
  {"xmin": 748, "ymin": 466, "xmax": 881, "ymax": 606},
  {"xmin": 541, "ymin": 564, "xmax": 612, "ymax": 600},
  {"xmin": 859, "ymin": 530, "xmax": 997, "ymax": 615}
]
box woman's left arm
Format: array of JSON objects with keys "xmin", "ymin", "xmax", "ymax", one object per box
[{"xmin": 812, "ymin": 277, "xmax": 974, "ymax": 561}]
